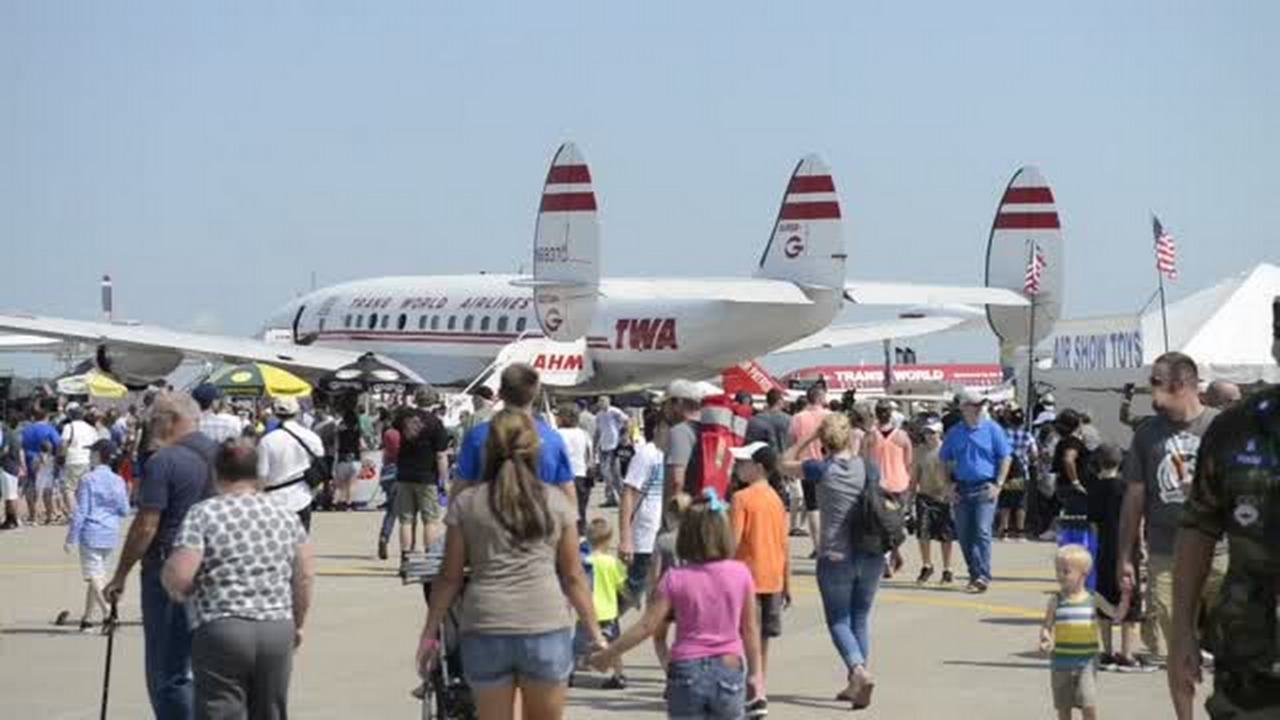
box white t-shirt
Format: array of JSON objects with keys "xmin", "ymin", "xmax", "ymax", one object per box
[
  {"xmin": 62, "ymin": 420, "xmax": 99, "ymax": 467},
  {"xmin": 597, "ymin": 406, "xmax": 629, "ymax": 452},
  {"xmin": 622, "ymin": 441, "xmax": 665, "ymax": 554},
  {"xmin": 557, "ymin": 427, "xmax": 593, "ymax": 478},
  {"xmin": 256, "ymin": 421, "xmax": 323, "ymax": 513}
]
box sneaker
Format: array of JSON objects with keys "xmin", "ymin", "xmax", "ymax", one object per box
[
  {"xmin": 940, "ymin": 570, "xmax": 954, "ymax": 584},
  {"xmin": 600, "ymin": 500, "xmax": 619, "ymax": 509},
  {"xmin": 916, "ymin": 565, "xmax": 934, "ymax": 584},
  {"xmin": 746, "ymin": 697, "xmax": 769, "ymax": 717},
  {"xmin": 1114, "ymin": 655, "xmax": 1158, "ymax": 673},
  {"xmin": 78, "ymin": 620, "xmax": 96, "ymax": 634},
  {"xmin": 971, "ymin": 579, "xmax": 989, "ymax": 594},
  {"xmin": 1098, "ymin": 653, "xmax": 1119, "ymax": 671},
  {"xmin": 601, "ymin": 674, "xmax": 628, "ymax": 690}
]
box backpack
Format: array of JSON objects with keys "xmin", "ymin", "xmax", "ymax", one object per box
[
  {"xmin": 684, "ymin": 395, "xmax": 748, "ymax": 499},
  {"xmin": 849, "ymin": 464, "xmax": 907, "ymax": 555}
]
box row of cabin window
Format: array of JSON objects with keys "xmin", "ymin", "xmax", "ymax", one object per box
[{"xmin": 338, "ymin": 313, "xmax": 528, "ymax": 334}]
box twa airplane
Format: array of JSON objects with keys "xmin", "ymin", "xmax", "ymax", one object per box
[{"xmin": 0, "ymin": 144, "xmax": 1026, "ymax": 392}]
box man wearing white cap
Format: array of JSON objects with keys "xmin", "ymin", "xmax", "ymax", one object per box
[
  {"xmin": 60, "ymin": 402, "xmax": 99, "ymax": 516},
  {"xmin": 663, "ymin": 379, "xmax": 705, "ymax": 497},
  {"xmin": 939, "ymin": 389, "xmax": 1012, "ymax": 593},
  {"xmin": 257, "ymin": 396, "xmax": 324, "ymax": 532}
]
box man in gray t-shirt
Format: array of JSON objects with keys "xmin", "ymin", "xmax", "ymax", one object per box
[
  {"xmin": 745, "ymin": 389, "xmax": 792, "ymax": 455},
  {"xmin": 1116, "ymin": 352, "xmax": 1223, "ymax": 659}
]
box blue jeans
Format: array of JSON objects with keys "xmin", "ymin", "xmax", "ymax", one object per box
[
  {"xmin": 379, "ymin": 464, "xmax": 398, "ymax": 543},
  {"xmin": 459, "ymin": 628, "xmax": 575, "ymax": 688},
  {"xmin": 954, "ymin": 483, "xmax": 997, "ymax": 584},
  {"xmin": 141, "ymin": 566, "xmax": 194, "ymax": 719},
  {"xmin": 816, "ymin": 553, "xmax": 885, "ymax": 669},
  {"xmin": 667, "ymin": 657, "xmax": 746, "ymax": 720}
]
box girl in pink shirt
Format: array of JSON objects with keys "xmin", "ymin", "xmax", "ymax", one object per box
[{"xmin": 591, "ymin": 489, "xmax": 763, "ymax": 719}]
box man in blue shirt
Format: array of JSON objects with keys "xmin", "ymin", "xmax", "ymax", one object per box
[
  {"xmin": 939, "ymin": 389, "xmax": 1011, "ymax": 594},
  {"xmin": 455, "ymin": 364, "xmax": 576, "ymax": 507}
]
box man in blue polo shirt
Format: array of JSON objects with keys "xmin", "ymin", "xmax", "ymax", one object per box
[
  {"xmin": 940, "ymin": 389, "xmax": 1011, "ymax": 594},
  {"xmin": 455, "ymin": 363, "xmax": 577, "ymax": 506}
]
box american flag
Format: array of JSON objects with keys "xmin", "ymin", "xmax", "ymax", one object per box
[
  {"xmin": 1153, "ymin": 215, "xmax": 1178, "ymax": 281},
  {"xmin": 1024, "ymin": 245, "xmax": 1046, "ymax": 296}
]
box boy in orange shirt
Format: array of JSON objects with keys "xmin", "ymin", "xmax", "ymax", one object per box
[{"xmin": 730, "ymin": 442, "xmax": 791, "ymax": 718}]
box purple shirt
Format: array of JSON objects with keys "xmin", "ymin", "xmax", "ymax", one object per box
[{"xmin": 658, "ymin": 559, "xmax": 755, "ymax": 662}]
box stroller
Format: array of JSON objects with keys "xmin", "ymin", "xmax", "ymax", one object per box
[{"xmin": 403, "ymin": 548, "xmax": 476, "ymax": 720}]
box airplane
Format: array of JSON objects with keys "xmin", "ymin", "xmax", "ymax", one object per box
[{"xmin": 0, "ymin": 143, "xmax": 1029, "ymax": 392}]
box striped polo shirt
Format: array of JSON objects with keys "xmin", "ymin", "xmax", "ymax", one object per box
[{"xmin": 1052, "ymin": 592, "xmax": 1100, "ymax": 670}]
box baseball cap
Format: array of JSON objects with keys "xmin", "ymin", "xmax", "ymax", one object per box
[
  {"xmin": 414, "ymin": 385, "xmax": 441, "ymax": 408},
  {"xmin": 191, "ymin": 383, "xmax": 222, "ymax": 408},
  {"xmin": 729, "ymin": 441, "xmax": 777, "ymax": 467},
  {"xmin": 1040, "ymin": 393, "xmax": 1057, "ymax": 407},
  {"xmin": 272, "ymin": 396, "xmax": 300, "ymax": 417},
  {"xmin": 666, "ymin": 379, "xmax": 704, "ymax": 402},
  {"xmin": 956, "ymin": 388, "xmax": 987, "ymax": 406},
  {"xmin": 89, "ymin": 438, "xmax": 118, "ymax": 461},
  {"xmin": 924, "ymin": 419, "xmax": 944, "ymax": 434}
]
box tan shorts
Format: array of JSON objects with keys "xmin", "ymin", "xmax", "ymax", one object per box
[
  {"xmin": 62, "ymin": 463, "xmax": 90, "ymax": 495},
  {"xmin": 1146, "ymin": 551, "xmax": 1228, "ymax": 654},
  {"xmin": 1051, "ymin": 665, "xmax": 1097, "ymax": 710},
  {"xmin": 394, "ymin": 482, "xmax": 440, "ymax": 524}
]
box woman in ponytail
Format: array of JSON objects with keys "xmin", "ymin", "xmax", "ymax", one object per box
[{"xmin": 417, "ymin": 409, "xmax": 605, "ymax": 720}]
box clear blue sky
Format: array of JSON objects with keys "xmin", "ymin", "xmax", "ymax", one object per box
[{"xmin": 2, "ymin": 2, "xmax": 1276, "ymax": 375}]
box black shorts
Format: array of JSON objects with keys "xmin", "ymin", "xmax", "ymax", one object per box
[
  {"xmin": 757, "ymin": 594, "xmax": 783, "ymax": 639},
  {"xmin": 915, "ymin": 495, "xmax": 956, "ymax": 543},
  {"xmin": 998, "ymin": 488, "xmax": 1026, "ymax": 510},
  {"xmin": 801, "ymin": 476, "xmax": 819, "ymax": 512}
]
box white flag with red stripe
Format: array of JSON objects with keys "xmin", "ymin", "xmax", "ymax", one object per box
[
  {"xmin": 1023, "ymin": 245, "xmax": 1046, "ymax": 297},
  {"xmin": 1153, "ymin": 215, "xmax": 1178, "ymax": 281}
]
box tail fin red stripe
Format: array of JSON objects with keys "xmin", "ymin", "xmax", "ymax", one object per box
[
  {"xmin": 546, "ymin": 164, "xmax": 592, "ymax": 185},
  {"xmin": 540, "ymin": 192, "xmax": 597, "ymax": 212},
  {"xmin": 1001, "ymin": 187, "xmax": 1055, "ymax": 204},
  {"xmin": 788, "ymin": 175, "xmax": 836, "ymax": 194},
  {"xmin": 780, "ymin": 201, "xmax": 841, "ymax": 220},
  {"xmin": 994, "ymin": 212, "xmax": 1060, "ymax": 229}
]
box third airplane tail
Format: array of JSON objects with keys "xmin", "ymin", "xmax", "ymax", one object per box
[{"xmin": 755, "ymin": 154, "xmax": 847, "ymax": 291}]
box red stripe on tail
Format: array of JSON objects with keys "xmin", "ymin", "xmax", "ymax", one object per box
[
  {"xmin": 788, "ymin": 175, "xmax": 836, "ymax": 194},
  {"xmin": 1001, "ymin": 187, "xmax": 1055, "ymax": 205},
  {"xmin": 994, "ymin": 212, "xmax": 1059, "ymax": 229},
  {"xmin": 540, "ymin": 192, "xmax": 597, "ymax": 212},
  {"xmin": 546, "ymin": 164, "xmax": 592, "ymax": 185},
  {"xmin": 780, "ymin": 201, "xmax": 841, "ymax": 220}
]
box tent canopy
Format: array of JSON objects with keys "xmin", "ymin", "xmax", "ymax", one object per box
[{"xmin": 1041, "ymin": 263, "xmax": 1280, "ymax": 385}]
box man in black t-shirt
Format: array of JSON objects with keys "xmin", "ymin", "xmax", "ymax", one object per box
[{"xmin": 392, "ymin": 388, "xmax": 450, "ymax": 556}]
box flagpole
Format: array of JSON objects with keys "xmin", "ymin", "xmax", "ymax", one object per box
[
  {"xmin": 1158, "ymin": 271, "xmax": 1170, "ymax": 353},
  {"xmin": 1025, "ymin": 241, "xmax": 1037, "ymax": 427}
]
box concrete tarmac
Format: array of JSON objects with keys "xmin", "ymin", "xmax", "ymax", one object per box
[{"xmin": 0, "ymin": 504, "xmax": 1208, "ymax": 719}]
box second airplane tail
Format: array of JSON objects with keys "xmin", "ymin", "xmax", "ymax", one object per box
[{"xmin": 755, "ymin": 154, "xmax": 847, "ymax": 291}]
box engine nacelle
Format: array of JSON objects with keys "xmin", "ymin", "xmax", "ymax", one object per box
[{"xmin": 96, "ymin": 345, "xmax": 184, "ymax": 388}]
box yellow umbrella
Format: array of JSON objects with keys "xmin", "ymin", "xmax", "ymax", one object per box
[
  {"xmin": 210, "ymin": 362, "xmax": 312, "ymax": 399},
  {"xmin": 56, "ymin": 371, "xmax": 128, "ymax": 399}
]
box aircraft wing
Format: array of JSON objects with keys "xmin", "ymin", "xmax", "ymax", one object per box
[
  {"xmin": 771, "ymin": 315, "xmax": 981, "ymax": 354},
  {"xmin": 0, "ymin": 313, "xmax": 364, "ymax": 372},
  {"xmin": 601, "ymin": 278, "xmax": 814, "ymax": 305},
  {"xmin": 0, "ymin": 333, "xmax": 65, "ymax": 351},
  {"xmin": 844, "ymin": 282, "xmax": 1028, "ymax": 307}
]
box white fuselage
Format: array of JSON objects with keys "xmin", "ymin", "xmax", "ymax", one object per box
[{"xmin": 264, "ymin": 274, "xmax": 839, "ymax": 391}]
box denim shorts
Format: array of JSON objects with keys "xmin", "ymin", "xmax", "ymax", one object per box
[
  {"xmin": 459, "ymin": 628, "xmax": 575, "ymax": 688},
  {"xmin": 667, "ymin": 657, "xmax": 746, "ymax": 720}
]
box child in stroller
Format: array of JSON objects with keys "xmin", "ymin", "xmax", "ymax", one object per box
[{"xmin": 405, "ymin": 544, "xmax": 476, "ymax": 720}]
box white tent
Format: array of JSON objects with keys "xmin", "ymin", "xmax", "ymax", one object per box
[{"xmin": 1032, "ymin": 263, "xmax": 1280, "ymax": 440}]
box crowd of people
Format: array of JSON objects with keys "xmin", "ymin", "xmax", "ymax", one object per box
[{"xmin": 0, "ymin": 346, "xmax": 1274, "ymax": 719}]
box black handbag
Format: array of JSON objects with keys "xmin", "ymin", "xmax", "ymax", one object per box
[{"xmin": 280, "ymin": 425, "xmax": 332, "ymax": 489}]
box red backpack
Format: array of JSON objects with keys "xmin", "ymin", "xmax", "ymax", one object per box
[{"xmin": 684, "ymin": 395, "xmax": 750, "ymax": 499}]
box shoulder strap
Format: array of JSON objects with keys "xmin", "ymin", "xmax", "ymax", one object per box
[
  {"xmin": 172, "ymin": 438, "xmax": 217, "ymax": 496},
  {"xmin": 280, "ymin": 425, "xmax": 320, "ymax": 462}
]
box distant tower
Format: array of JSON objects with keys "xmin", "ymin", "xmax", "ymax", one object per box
[{"xmin": 101, "ymin": 275, "xmax": 114, "ymax": 322}]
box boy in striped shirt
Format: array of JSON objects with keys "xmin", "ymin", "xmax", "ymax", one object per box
[{"xmin": 1040, "ymin": 544, "xmax": 1100, "ymax": 720}]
